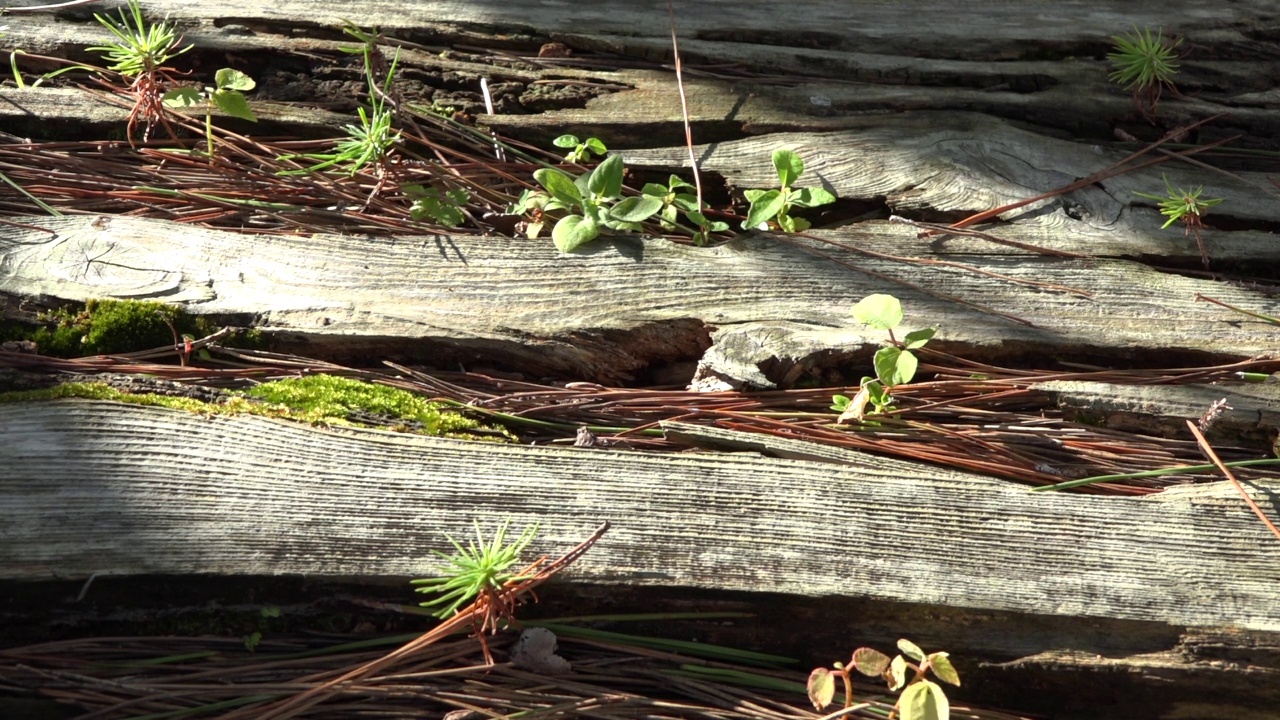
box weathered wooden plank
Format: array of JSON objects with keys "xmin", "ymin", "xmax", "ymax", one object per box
[
  {"xmin": 4, "ymin": 213, "xmax": 1278, "ymax": 382},
  {"xmin": 15, "ymin": 0, "xmax": 1268, "ymax": 62},
  {"xmin": 621, "ymin": 116, "xmax": 1280, "ymax": 262},
  {"xmin": 0, "ymin": 88, "xmax": 352, "ymax": 137},
  {"xmin": 1, "ymin": 399, "xmax": 1278, "ymax": 632},
  {"xmin": 1035, "ymin": 379, "xmax": 1280, "ymax": 444},
  {"xmin": 3, "ymin": 0, "xmax": 1276, "ymax": 148}
]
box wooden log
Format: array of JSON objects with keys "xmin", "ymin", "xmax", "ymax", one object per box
[
  {"xmin": 2, "ymin": 399, "xmax": 1278, "ymax": 633},
  {"xmin": 3, "ymin": 213, "xmax": 1278, "ymax": 384}
]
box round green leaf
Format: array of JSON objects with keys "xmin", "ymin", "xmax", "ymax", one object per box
[
  {"xmin": 552, "ymin": 214, "xmax": 599, "ymax": 252},
  {"xmin": 610, "ymin": 195, "xmax": 664, "ymax": 222},
  {"xmin": 585, "ymin": 137, "xmax": 607, "ymax": 154},
  {"xmin": 668, "ymin": 174, "xmax": 694, "ymax": 190},
  {"xmin": 791, "ymin": 186, "xmax": 837, "ymax": 207},
  {"xmin": 888, "ymin": 654, "xmax": 907, "ymax": 691},
  {"xmin": 162, "ymin": 87, "xmax": 203, "ymax": 108},
  {"xmin": 897, "ymin": 639, "xmax": 926, "ymax": 662},
  {"xmin": 533, "ymin": 168, "xmax": 583, "ymax": 207},
  {"xmin": 212, "ymin": 90, "xmax": 257, "ymax": 122},
  {"xmin": 215, "ymin": 68, "xmax": 255, "ymax": 91},
  {"xmin": 852, "ymin": 294, "xmax": 903, "ymax": 330},
  {"xmin": 806, "ymin": 667, "xmax": 836, "ymax": 711},
  {"xmin": 852, "ymin": 647, "xmax": 891, "ymax": 677},
  {"xmin": 672, "ymin": 193, "xmax": 699, "ymax": 212},
  {"xmin": 875, "ymin": 346, "xmax": 918, "ymax": 387},
  {"xmin": 928, "ymin": 653, "xmax": 961, "ymax": 686},
  {"xmin": 553, "ymin": 134, "xmax": 580, "ymax": 148},
  {"xmin": 773, "ymin": 148, "xmax": 804, "ymax": 187},
  {"xmin": 742, "ymin": 189, "xmax": 785, "ymax": 230},
  {"xmin": 898, "ymin": 680, "xmax": 949, "ymax": 720},
  {"xmin": 642, "ymin": 182, "xmax": 669, "ymax": 197},
  {"xmin": 587, "ymin": 153, "xmax": 624, "ymax": 199},
  {"xmin": 903, "ymin": 327, "xmax": 936, "ymax": 350}
]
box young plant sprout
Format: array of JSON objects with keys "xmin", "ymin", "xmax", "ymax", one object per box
[
  {"xmin": 162, "ymin": 68, "xmax": 257, "ymax": 158},
  {"xmin": 88, "ymin": 0, "xmax": 192, "ymax": 139},
  {"xmin": 808, "ymin": 639, "xmax": 961, "ymax": 720},
  {"xmin": 411, "ymin": 521, "xmax": 541, "ymax": 662},
  {"xmin": 1107, "ymin": 26, "xmax": 1181, "ymax": 118},
  {"xmin": 1134, "ymin": 174, "xmax": 1224, "ymax": 268},
  {"xmin": 831, "ymin": 294, "xmax": 936, "ymax": 421}
]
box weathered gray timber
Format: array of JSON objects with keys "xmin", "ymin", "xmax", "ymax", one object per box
[
  {"xmin": 2, "ymin": 401, "xmax": 1278, "ymax": 632},
  {"xmin": 2, "ymin": 214, "xmax": 1279, "ymax": 384},
  {"xmin": 2, "ymin": 2, "xmax": 1279, "ymax": 716}
]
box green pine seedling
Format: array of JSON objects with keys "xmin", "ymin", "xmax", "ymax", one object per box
[
  {"xmin": 1108, "ymin": 26, "xmax": 1180, "ymax": 117},
  {"xmin": 88, "ymin": 0, "xmax": 191, "ymax": 79},
  {"xmin": 411, "ymin": 520, "xmax": 540, "ymax": 619},
  {"xmin": 278, "ymin": 41, "xmax": 401, "ymax": 176},
  {"xmin": 742, "ymin": 148, "xmax": 836, "ymax": 232},
  {"xmin": 554, "ymin": 134, "xmax": 607, "ymax": 163},
  {"xmin": 163, "ymin": 68, "xmax": 257, "ymax": 158},
  {"xmin": 1134, "ymin": 174, "xmax": 1224, "ymax": 268}
]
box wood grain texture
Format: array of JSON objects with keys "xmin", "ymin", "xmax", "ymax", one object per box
[
  {"xmin": 4, "ymin": 213, "xmax": 1278, "ymax": 382},
  {"xmin": 2, "ymin": 400, "xmax": 1278, "ymax": 631},
  {"xmin": 1037, "ymin": 380, "xmax": 1280, "ymax": 440},
  {"xmin": 621, "ymin": 115, "xmax": 1280, "ymax": 262},
  {"xmin": 4, "ymin": 0, "xmax": 1267, "ymax": 59}
]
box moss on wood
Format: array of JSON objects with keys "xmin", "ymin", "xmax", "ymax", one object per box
[
  {"xmin": 0, "ymin": 376, "xmax": 513, "ymax": 441},
  {"xmin": 1, "ymin": 299, "xmax": 264, "ymax": 357}
]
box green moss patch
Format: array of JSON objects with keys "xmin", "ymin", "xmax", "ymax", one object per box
[
  {"xmin": 0, "ymin": 376, "xmax": 514, "ymax": 442},
  {"xmin": 1, "ymin": 299, "xmax": 263, "ymax": 357}
]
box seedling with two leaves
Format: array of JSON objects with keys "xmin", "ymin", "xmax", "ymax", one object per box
[
  {"xmin": 831, "ymin": 294, "xmax": 935, "ymax": 421},
  {"xmin": 162, "ymin": 68, "xmax": 257, "ymax": 158},
  {"xmin": 808, "ymin": 639, "xmax": 961, "ymax": 720},
  {"xmin": 554, "ymin": 134, "xmax": 608, "ymax": 164},
  {"xmin": 742, "ymin": 148, "xmax": 836, "ymax": 232}
]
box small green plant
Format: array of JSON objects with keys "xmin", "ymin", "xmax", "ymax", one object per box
[
  {"xmin": 808, "ymin": 639, "xmax": 960, "ymax": 720},
  {"xmin": 404, "ymin": 184, "xmax": 470, "ymax": 227},
  {"xmin": 554, "ymin": 134, "xmax": 607, "ymax": 163},
  {"xmin": 831, "ymin": 294, "xmax": 935, "ymax": 421},
  {"xmin": 741, "ymin": 148, "xmax": 836, "ymax": 232},
  {"xmin": 638, "ymin": 174, "xmax": 728, "ymax": 244},
  {"xmin": 530, "ymin": 154, "xmax": 651, "ymax": 251},
  {"xmin": 279, "ymin": 40, "xmax": 400, "ymax": 176},
  {"xmin": 411, "ymin": 520, "xmax": 540, "ymax": 619},
  {"xmin": 1107, "ymin": 26, "xmax": 1181, "ymax": 117},
  {"xmin": 1134, "ymin": 174, "xmax": 1224, "ymax": 268},
  {"xmin": 88, "ymin": 0, "xmax": 191, "ymax": 78},
  {"xmin": 242, "ymin": 606, "xmax": 281, "ymax": 653},
  {"xmin": 87, "ymin": 0, "xmax": 192, "ymax": 138},
  {"xmin": 412, "ymin": 520, "xmax": 540, "ymax": 663},
  {"xmin": 162, "ymin": 68, "xmax": 257, "ymax": 158}
]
